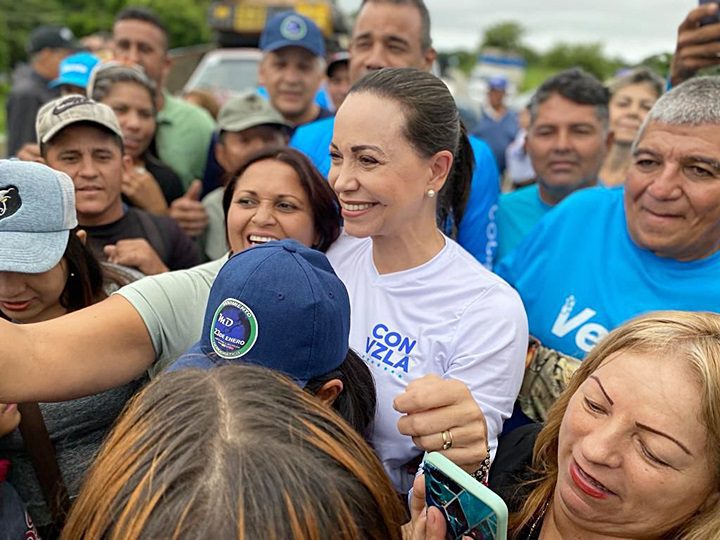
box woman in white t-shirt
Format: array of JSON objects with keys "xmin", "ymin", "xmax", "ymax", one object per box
[{"xmin": 327, "ymin": 68, "xmax": 529, "ymax": 492}]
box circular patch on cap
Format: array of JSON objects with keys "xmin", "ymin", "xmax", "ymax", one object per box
[
  {"xmin": 210, "ymin": 298, "xmax": 258, "ymax": 359},
  {"xmin": 0, "ymin": 186, "xmax": 21, "ymax": 220},
  {"xmin": 280, "ymin": 15, "xmax": 308, "ymax": 41}
]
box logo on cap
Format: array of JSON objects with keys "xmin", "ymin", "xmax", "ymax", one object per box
[
  {"xmin": 53, "ymin": 95, "xmax": 92, "ymax": 115},
  {"xmin": 0, "ymin": 186, "xmax": 21, "ymax": 220},
  {"xmin": 280, "ymin": 15, "xmax": 307, "ymax": 41},
  {"xmin": 210, "ymin": 298, "xmax": 258, "ymax": 359}
]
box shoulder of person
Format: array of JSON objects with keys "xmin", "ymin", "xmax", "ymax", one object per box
[
  {"xmin": 488, "ymin": 423, "xmax": 544, "ymax": 510},
  {"xmin": 291, "ymin": 116, "xmax": 335, "ymax": 144}
]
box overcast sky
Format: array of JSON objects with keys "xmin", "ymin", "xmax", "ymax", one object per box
[{"xmin": 337, "ymin": 0, "xmax": 699, "ymax": 63}]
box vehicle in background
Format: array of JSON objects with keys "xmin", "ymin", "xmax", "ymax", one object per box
[
  {"xmin": 208, "ymin": 0, "xmax": 349, "ymax": 50},
  {"xmin": 182, "ymin": 48, "xmax": 262, "ymax": 105}
]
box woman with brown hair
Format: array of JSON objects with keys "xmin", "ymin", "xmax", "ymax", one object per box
[
  {"xmin": 487, "ymin": 311, "xmax": 720, "ymax": 539},
  {"xmin": 61, "ymin": 364, "xmax": 406, "ymax": 539}
]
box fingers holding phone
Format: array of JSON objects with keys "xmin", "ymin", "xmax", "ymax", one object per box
[{"xmin": 671, "ymin": 2, "xmax": 720, "ymax": 86}]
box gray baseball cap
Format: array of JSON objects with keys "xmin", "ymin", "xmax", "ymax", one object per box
[
  {"xmin": 36, "ymin": 95, "xmax": 123, "ymax": 145},
  {"xmin": 0, "ymin": 160, "xmax": 77, "ymax": 273},
  {"xmin": 218, "ymin": 92, "xmax": 291, "ymax": 133}
]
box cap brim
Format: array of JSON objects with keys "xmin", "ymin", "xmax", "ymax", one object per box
[
  {"xmin": 41, "ymin": 118, "xmax": 121, "ymax": 144},
  {"xmin": 0, "ymin": 229, "xmax": 69, "ymax": 273},
  {"xmin": 49, "ymin": 75, "xmax": 85, "ymax": 89},
  {"xmin": 167, "ymin": 341, "xmax": 217, "ymax": 372},
  {"xmin": 220, "ymin": 118, "xmax": 292, "ymax": 133},
  {"xmin": 264, "ymin": 41, "xmax": 323, "ymax": 57}
]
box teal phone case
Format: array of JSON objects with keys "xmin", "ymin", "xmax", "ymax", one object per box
[{"xmin": 424, "ymin": 451, "xmax": 508, "ymax": 540}]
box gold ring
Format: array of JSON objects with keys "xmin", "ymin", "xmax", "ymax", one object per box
[{"xmin": 441, "ymin": 429, "xmax": 453, "ymax": 450}]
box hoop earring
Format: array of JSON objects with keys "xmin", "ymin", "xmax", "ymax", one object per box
[{"xmin": 426, "ymin": 189, "xmax": 436, "ymax": 199}]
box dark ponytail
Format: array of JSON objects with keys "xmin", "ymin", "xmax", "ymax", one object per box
[{"xmin": 437, "ymin": 121, "xmax": 474, "ymax": 236}]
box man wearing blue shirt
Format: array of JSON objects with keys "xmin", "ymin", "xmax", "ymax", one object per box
[
  {"xmin": 495, "ymin": 69, "xmax": 611, "ymax": 262},
  {"xmin": 472, "ymin": 76, "xmax": 519, "ymax": 174},
  {"xmin": 292, "ymin": 0, "xmax": 500, "ymax": 268},
  {"xmin": 496, "ymin": 76, "xmax": 720, "ymax": 360}
]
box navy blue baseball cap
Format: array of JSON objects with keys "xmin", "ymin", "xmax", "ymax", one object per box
[
  {"xmin": 260, "ymin": 11, "xmax": 325, "ymax": 58},
  {"xmin": 169, "ymin": 240, "xmax": 350, "ymax": 386}
]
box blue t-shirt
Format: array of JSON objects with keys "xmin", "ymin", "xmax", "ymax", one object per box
[
  {"xmin": 471, "ymin": 109, "xmax": 519, "ymax": 173},
  {"xmin": 495, "ymin": 187, "xmax": 720, "ymax": 358},
  {"xmin": 291, "ymin": 118, "xmax": 500, "ymax": 268},
  {"xmin": 495, "ymin": 184, "xmax": 552, "ymax": 264}
]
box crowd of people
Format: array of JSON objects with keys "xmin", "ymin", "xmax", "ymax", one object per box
[{"xmin": 1, "ymin": 1, "xmax": 720, "ymax": 538}]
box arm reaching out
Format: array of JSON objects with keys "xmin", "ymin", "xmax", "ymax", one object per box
[{"xmin": 0, "ymin": 295, "xmax": 155, "ymax": 403}]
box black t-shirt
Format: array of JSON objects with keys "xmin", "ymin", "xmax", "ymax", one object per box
[
  {"xmin": 143, "ymin": 153, "xmax": 185, "ymax": 204},
  {"xmin": 83, "ymin": 206, "xmax": 201, "ymax": 271}
]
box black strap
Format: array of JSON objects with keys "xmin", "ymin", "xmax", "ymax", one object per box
[{"xmin": 17, "ymin": 402, "xmax": 70, "ymax": 533}]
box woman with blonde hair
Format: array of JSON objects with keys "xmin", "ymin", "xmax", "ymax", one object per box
[
  {"xmin": 488, "ymin": 311, "xmax": 720, "ymax": 539},
  {"xmin": 61, "ymin": 364, "xmax": 406, "ymax": 539}
]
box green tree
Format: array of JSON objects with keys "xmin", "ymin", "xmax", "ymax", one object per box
[
  {"xmin": 481, "ymin": 21, "xmax": 525, "ymax": 52},
  {"xmin": 542, "ymin": 42, "xmax": 622, "ymax": 80}
]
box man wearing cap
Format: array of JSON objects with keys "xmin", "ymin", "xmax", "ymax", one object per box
[
  {"xmin": 200, "ymin": 92, "xmax": 292, "ymax": 259},
  {"xmin": 36, "ymin": 95, "xmax": 201, "ymax": 275},
  {"xmin": 6, "ymin": 25, "xmax": 77, "ymax": 158},
  {"xmin": 471, "ymin": 76, "xmax": 519, "ymax": 175},
  {"xmin": 112, "ymin": 7, "xmax": 215, "ymax": 189},
  {"xmin": 258, "ymin": 11, "xmax": 333, "ymax": 128},
  {"xmin": 494, "ymin": 68, "xmax": 611, "ymax": 262},
  {"xmin": 50, "ymin": 51, "xmax": 100, "ymax": 96},
  {"xmin": 291, "ymin": 0, "xmax": 501, "ymax": 269},
  {"xmin": 326, "ymin": 51, "xmax": 351, "ymax": 111}
]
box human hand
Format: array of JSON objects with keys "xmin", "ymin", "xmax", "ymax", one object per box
[
  {"xmin": 169, "ymin": 180, "xmax": 208, "ymax": 237},
  {"xmin": 402, "ymin": 474, "xmax": 447, "ymax": 540},
  {"xmin": 670, "ymin": 3, "xmax": 720, "ymax": 87},
  {"xmin": 121, "ymin": 157, "xmax": 168, "ymax": 215},
  {"xmin": 16, "ymin": 143, "xmax": 43, "ymax": 163},
  {"xmin": 104, "ymin": 238, "xmax": 169, "ymax": 275},
  {"xmin": 394, "ymin": 375, "xmax": 488, "ymax": 474}
]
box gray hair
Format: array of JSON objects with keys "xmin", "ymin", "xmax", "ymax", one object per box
[
  {"xmin": 607, "ymin": 66, "xmax": 664, "ymax": 99},
  {"xmin": 633, "ymin": 76, "xmax": 720, "ymax": 151}
]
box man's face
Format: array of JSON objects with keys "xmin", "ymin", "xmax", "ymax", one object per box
[
  {"xmin": 625, "ymin": 121, "xmax": 720, "ymax": 261},
  {"xmin": 348, "ymin": 1, "xmax": 435, "ymax": 84},
  {"xmin": 113, "ymin": 19, "xmax": 169, "ymax": 88},
  {"xmin": 258, "ymin": 47, "xmax": 324, "ymax": 125},
  {"xmin": 327, "ymin": 62, "xmax": 351, "ymax": 110},
  {"xmin": 44, "ymin": 124, "xmax": 124, "ymax": 226},
  {"xmin": 488, "ymin": 88, "xmax": 505, "ymax": 110},
  {"xmin": 526, "ymin": 93, "xmax": 609, "ymax": 205},
  {"xmin": 216, "ymin": 130, "xmax": 287, "ymax": 178}
]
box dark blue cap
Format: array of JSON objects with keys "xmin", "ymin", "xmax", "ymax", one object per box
[
  {"xmin": 260, "ymin": 11, "xmax": 325, "ymax": 58},
  {"xmin": 169, "ymin": 240, "xmax": 350, "ymax": 386}
]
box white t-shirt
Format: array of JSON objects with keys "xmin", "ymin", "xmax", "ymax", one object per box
[{"xmin": 327, "ymin": 233, "xmax": 528, "ymax": 491}]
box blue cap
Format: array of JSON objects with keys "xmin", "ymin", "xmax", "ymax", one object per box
[
  {"xmin": 487, "ymin": 76, "xmax": 508, "ymax": 91},
  {"xmin": 49, "ymin": 52, "xmax": 100, "ymax": 89},
  {"xmin": 169, "ymin": 240, "xmax": 350, "ymax": 386},
  {"xmin": 260, "ymin": 11, "xmax": 325, "ymax": 58}
]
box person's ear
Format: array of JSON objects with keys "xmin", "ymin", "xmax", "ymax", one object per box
[
  {"xmin": 314, "ymin": 378, "xmax": 344, "ymax": 406},
  {"xmin": 604, "ymin": 129, "xmax": 615, "ymax": 153},
  {"xmin": 423, "ymin": 47, "xmax": 437, "ymax": 71},
  {"xmin": 427, "ymin": 150, "xmax": 453, "ymax": 194},
  {"xmin": 75, "ymin": 229, "xmax": 88, "ymax": 245}
]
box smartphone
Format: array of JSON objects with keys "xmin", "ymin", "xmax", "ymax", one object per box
[
  {"xmin": 699, "ymin": 0, "xmax": 720, "ymax": 26},
  {"xmin": 423, "ymin": 452, "xmax": 508, "ymax": 540}
]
